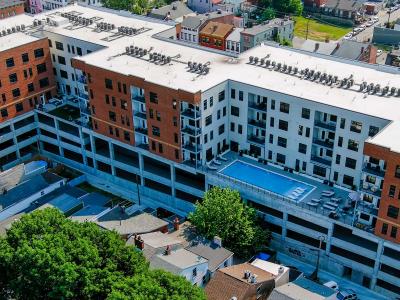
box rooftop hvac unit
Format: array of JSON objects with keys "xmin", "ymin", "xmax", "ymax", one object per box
[
  {"xmin": 128, "ymin": 28, "xmax": 133, "ymax": 35},
  {"xmin": 125, "ymin": 46, "xmax": 130, "ymax": 54},
  {"xmin": 287, "ymin": 65, "xmax": 292, "ymax": 73},
  {"xmin": 253, "ymin": 57, "xmax": 259, "ymax": 64},
  {"xmin": 396, "ymin": 89, "xmax": 400, "ymax": 97},
  {"xmin": 16, "ymin": 25, "xmax": 21, "ymax": 31},
  {"xmin": 21, "ymin": 24, "xmax": 25, "ymax": 30},
  {"xmin": 276, "ymin": 62, "xmax": 281, "ymax": 70},
  {"xmin": 1, "ymin": 30, "xmax": 5, "ymax": 36},
  {"xmin": 293, "ymin": 66, "xmax": 298, "ymax": 74},
  {"xmin": 188, "ymin": 61, "xmax": 193, "ymax": 69},
  {"xmin": 192, "ymin": 62, "xmax": 198, "ymax": 69},
  {"xmin": 374, "ymin": 84, "xmax": 381, "ymax": 94},
  {"xmin": 265, "ymin": 60, "xmax": 270, "ymax": 67},
  {"xmin": 260, "ymin": 58, "xmax": 265, "ymax": 66},
  {"xmin": 271, "ymin": 61, "xmax": 276, "ymax": 67},
  {"xmin": 382, "ymin": 86, "xmax": 389, "ymax": 95},
  {"xmin": 390, "ymin": 87, "xmax": 396, "ymax": 95},
  {"xmin": 282, "ymin": 64, "xmax": 287, "ymax": 72},
  {"xmin": 249, "ymin": 56, "xmax": 254, "ymax": 63},
  {"xmin": 6, "ymin": 28, "xmax": 11, "ymax": 34},
  {"xmin": 107, "ymin": 24, "xmax": 112, "ymax": 31}
]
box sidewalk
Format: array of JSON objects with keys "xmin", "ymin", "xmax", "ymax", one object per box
[{"xmin": 276, "ymin": 252, "xmax": 389, "ymax": 300}]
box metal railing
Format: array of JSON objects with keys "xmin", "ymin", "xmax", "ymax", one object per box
[{"xmin": 314, "ymin": 120, "xmax": 336, "ymax": 131}]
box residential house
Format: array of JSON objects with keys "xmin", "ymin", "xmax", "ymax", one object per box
[
  {"xmin": 250, "ymin": 259, "xmax": 290, "ymax": 287},
  {"xmin": 304, "ymin": 0, "xmax": 328, "ymax": 8},
  {"xmin": 240, "ymin": 18, "xmax": 294, "ymax": 52},
  {"xmin": 331, "ymin": 40, "xmax": 377, "ymax": 64},
  {"xmin": 205, "ymin": 263, "xmax": 277, "ymax": 300},
  {"xmin": 148, "ymin": 1, "xmax": 194, "ymax": 22},
  {"xmin": 268, "ymin": 276, "xmax": 337, "ymax": 300},
  {"xmin": 199, "ymin": 21, "xmax": 234, "ymax": 51},
  {"xmin": 226, "ymin": 27, "xmax": 243, "ymax": 54},
  {"xmin": 322, "ymin": 0, "xmax": 366, "ymax": 20},
  {"xmin": 372, "ymin": 21, "xmax": 400, "ymax": 45},
  {"xmin": 385, "ymin": 49, "xmax": 400, "ymax": 67},
  {"xmin": 0, "ymin": 0, "xmax": 24, "ymax": 19},
  {"xmin": 188, "ymin": 0, "xmax": 221, "ymax": 14},
  {"xmin": 178, "ymin": 10, "xmax": 235, "ymax": 43}
]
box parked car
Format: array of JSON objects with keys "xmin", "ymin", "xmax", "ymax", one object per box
[
  {"xmin": 344, "ymin": 33, "xmax": 353, "ymax": 39},
  {"xmin": 324, "ymin": 280, "xmax": 339, "ymax": 291},
  {"xmin": 377, "ymin": 49, "xmax": 383, "ymax": 56},
  {"xmin": 337, "ymin": 289, "xmax": 358, "ymax": 300},
  {"xmin": 366, "ymin": 21, "xmax": 374, "ymax": 27}
]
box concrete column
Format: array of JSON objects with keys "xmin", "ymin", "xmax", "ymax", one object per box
[
  {"xmin": 54, "ymin": 120, "xmax": 63, "ymax": 156},
  {"xmin": 79, "ymin": 128, "xmax": 88, "ymax": 166},
  {"xmin": 281, "ymin": 212, "xmax": 288, "ymax": 241},
  {"xmin": 325, "ymin": 222, "xmax": 334, "ymax": 254},
  {"xmin": 109, "ymin": 142, "xmax": 115, "ymax": 175},
  {"xmin": 138, "ymin": 153, "xmax": 144, "ymax": 185},
  {"xmin": 89, "ymin": 134, "xmax": 97, "ymax": 169},
  {"xmin": 10, "ymin": 123, "xmax": 21, "ymax": 159},
  {"xmin": 170, "ymin": 165, "xmax": 176, "ymax": 197},
  {"xmin": 370, "ymin": 239, "xmax": 384, "ymax": 289}
]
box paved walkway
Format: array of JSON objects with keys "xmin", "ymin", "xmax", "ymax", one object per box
[{"xmin": 276, "ymin": 252, "xmax": 389, "ymax": 300}]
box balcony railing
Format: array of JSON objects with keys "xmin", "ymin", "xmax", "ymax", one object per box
[
  {"xmin": 363, "ymin": 163, "xmax": 385, "ymax": 177},
  {"xmin": 360, "ymin": 182, "xmax": 382, "ymax": 197},
  {"xmin": 248, "ymin": 101, "xmax": 267, "ymax": 111},
  {"xmin": 181, "ymin": 109, "xmax": 201, "ymax": 119},
  {"xmin": 135, "ymin": 127, "xmax": 148, "ymax": 135},
  {"xmin": 77, "ymin": 76, "xmax": 87, "ymax": 84},
  {"xmin": 181, "ymin": 126, "xmax": 201, "ymax": 136},
  {"xmin": 134, "ymin": 111, "xmax": 147, "ymax": 119},
  {"xmin": 314, "ymin": 120, "xmax": 336, "ymax": 131},
  {"xmin": 182, "ymin": 143, "xmax": 201, "ymax": 153},
  {"xmin": 132, "ymin": 95, "xmax": 145, "ymax": 103},
  {"xmin": 357, "ymin": 201, "xmax": 378, "ymax": 216},
  {"xmin": 248, "ymin": 119, "xmax": 266, "ymax": 129},
  {"xmin": 312, "ymin": 138, "xmax": 334, "ymax": 149},
  {"xmin": 310, "ymin": 155, "xmax": 332, "ymax": 166},
  {"xmin": 247, "ymin": 135, "xmax": 265, "ymax": 146}
]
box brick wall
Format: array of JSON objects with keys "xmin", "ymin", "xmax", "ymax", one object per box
[{"xmin": 0, "ymin": 3, "xmax": 24, "ymax": 19}]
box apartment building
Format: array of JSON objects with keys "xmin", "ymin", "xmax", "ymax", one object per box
[
  {"xmin": 1, "ymin": 5, "xmax": 400, "ymax": 298},
  {"xmin": 0, "ymin": 0, "xmax": 24, "ymax": 19}
]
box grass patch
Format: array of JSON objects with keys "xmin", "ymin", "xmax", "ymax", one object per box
[
  {"xmin": 294, "ymin": 16, "xmax": 352, "ymax": 42},
  {"xmin": 49, "ymin": 105, "xmax": 81, "ymax": 121}
]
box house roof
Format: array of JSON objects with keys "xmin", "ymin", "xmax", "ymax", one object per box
[
  {"xmin": 181, "ymin": 15, "xmax": 203, "ymax": 29},
  {"xmin": 331, "ymin": 40, "xmax": 370, "ymax": 60},
  {"xmin": 38, "ymin": 193, "xmax": 82, "ymax": 215},
  {"xmin": 199, "ymin": 21, "xmax": 233, "ymax": 38},
  {"xmin": 149, "ymin": 248, "xmax": 208, "ymax": 274},
  {"xmin": 293, "ymin": 277, "xmax": 336, "ymax": 297},
  {"xmin": 205, "ymin": 263, "xmax": 275, "ymax": 300},
  {"xmin": 324, "ymin": 0, "xmax": 366, "ymax": 11},
  {"xmin": 96, "ymin": 207, "xmax": 168, "ymax": 235},
  {"xmin": 148, "ymin": 1, "xmax": 193, "ymax": 21},
  {"xmin": 242, "ymin": 18, "xmax": 293, "ymax": 36},
  {"xmin": 70, "ymin": 205, "xmax": 110, "ymax": 222},
  {"xmin": 226, "ymin": 27, "xmax": 243, "ymax": 42},
  {"xmin": 187, "ymin": 240, "xmax": 233, "ymax": 272},
  {"xmin": 296, "ymin": 40, "xmax": 337, "ymax": 55}
]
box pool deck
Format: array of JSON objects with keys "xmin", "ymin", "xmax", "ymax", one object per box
[{"xmin": 207, "ymin": 151, "xmax": 359, "ymax": 227}]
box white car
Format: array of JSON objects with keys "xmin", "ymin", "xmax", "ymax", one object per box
[
  {"xmin": 366, "ymin": 21, "xmax": 374, "ymax": 27},
  {"xmin": 353, "ymin": 27, "xmax": 362, "ymax": 33},
  {"xmin": 359, "ymin": 24, "xmax": 366, "ymax": 30},
  {"xmin": 377, "ymin": 49, "xmax": 383, "ymax": 56},
  {"xmin": 344, "ymin": 33, "xmax": 353, "ymax": 39}
]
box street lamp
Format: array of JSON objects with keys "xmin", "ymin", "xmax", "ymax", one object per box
[{"xmin": 310, "ymin": 235, "xmax": 326, "ymax": 281}]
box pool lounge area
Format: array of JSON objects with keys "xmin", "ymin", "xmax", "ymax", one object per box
[{"xmin": 209, "ymin": 152, "xmax": 360, "ymax": 227}]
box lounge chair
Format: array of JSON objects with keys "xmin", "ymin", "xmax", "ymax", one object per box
[
  {"xmin": 326, "ymin": 201, "xmax": 339, "ymax": 208},
  {"xmin": 321, "ymin": 190, "xmax": 335, "ymax": 197},
  {"xmin": 217, "ymin": 154, "xmax": 228, "ymax": 162},
  {"xmin": 206, "ymin": 161, "xmax": 218, "ymax": 171},
  {"xmin": 307, "ymin": 201, "xmax": 319, "ymax": 207},
  {"xmin": 212, "ymin": 159, "xmax": 222, "ymax": 166},
  {"xmin": 295, "ymin": 187, "xmax": 306, "ymax": 193},
  {"xmin": 287, "ymin": 194, "xmax": 298, "ymax": 200},
  {"xmin": 323, "ymin": 204, "xmax": 336, "ymax": 211},
  {"xmin": 331, "ymin": 197, "xmax": 342, "ymax": 203},
  {"xmin": 311, "ymin": 198, "xmax": 321, "ymax": 203},
  {"xmin": 291, "ymin": 191, "xmax": 303, "ymax": 197}
]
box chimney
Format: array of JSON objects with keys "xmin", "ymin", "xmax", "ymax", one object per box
[
  {"xmin": 135, "ymin": 235, "xmax": 144, "ymax": 250},
  {"xmin": 165, "ymin": 245, "xmax": 172, "ymax": 255},
  {"xmin": 213, "ymin": 24, "xmax": 218, "ymax": 33},
  {"xmin": 213, "ymin": 236, "xmax": 222, "ymax": 247},
  {"xmin": 360, "ymin": 46, "xmax": 364, "ymax": 54},
  {"xmin": 250, "ymin": 274, "xmax": 257, "ymax": 284},
  {"xmin": 173, "ymin": 217, "xmax": 180, "ymax": 231},
  {"xmin": 314, "ymin": 42, "xmax": 320, "ymax": 52},
  {"xmin": 244, "ymin": 270, "xmax": 251, "ymax": 279}
]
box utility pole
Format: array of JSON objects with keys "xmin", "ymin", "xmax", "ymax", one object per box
[
  {"xmin": 306, "ymin": 15, "xmax": 311, "ymax": 40},
  {"xmin": 310, "ymin": 235, "xmax": 326, "ymax": 281}
]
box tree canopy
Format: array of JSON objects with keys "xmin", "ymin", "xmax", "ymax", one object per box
[
  {"xmin": 272, "ymin": 0, "xmax": 303, "ymax": 16},
  {"xmin": 189, "ymin": 187, "xmax": 270, "ymax": 258},
  {"xmin": 261, "ymin": 7, "xmax": 276, "ymax": 21},
  {"xmin": 0, "ymin": 208, "xmax": 205, "ymax": 300},
  {"xmin": 102, "ymin": 0, "xmax": 166, "ymax": 15}
]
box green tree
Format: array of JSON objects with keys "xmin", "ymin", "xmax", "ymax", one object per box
[
  {"xmin": 109, "ymin": 269, "xmax": 206, "ymax": 300},
  {"xmin": 272, "ymin": 0, "xmax": 303, "ymax": 16},
  {"xmin": 102, "ymin": 0, "xmax": 165, "ymax": 15},
  {"xmin": 261, "ymin": 7, "xmax": 276, "ymax": 21},
  {"xmin": 0, "ymin": 208, "xmax": 203, "ymax": 300},
  {"xmin": 189, "ymin": 187, "xmax": 270, "ymax": 258}
]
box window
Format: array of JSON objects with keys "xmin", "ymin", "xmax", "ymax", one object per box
[
  {"xmin": 15, "ymin": 102, "xmax": 23, "ymax": 112},
  {"xmin": 336, "ymin": 154, "xmax": 341, "ymax": 164},
  {"xmin": 218, "ymin": 90, "xmax": 225, "ymax": 102},
  {"xmin": 21, "ymin": 53, "xmax": 29, "ymax": 63},
  {"xmin": 276, "ymin": 153, "xmax": 286, "ymax": 164},
  {"xmin": 57, "ymin": 56, "xmax": 66, "ymax": 65},
  {"xmin": 158, "ymin": 143, "xmax": 163, "ymax": 153},
  {"xmin": 231, "ymin": 88, "xmax": 236, "ymax": 99},
  {"xmin": 277, "ymin": 137, "xmax": 287, "ymax": 148},
  {"xmin": 301, "ymin": 108, "xmax": 310, "ymax": 119},
  {"xmin": 270, "ymin": 117, "xmax": 274, "ymax": 127},
  {"xmin": 109, "ymin": 126, "xmax": 113, "ymax": 135},
  {"xmin": 203, "ymin": 99, "xmax": 207, "ymax": 110},
  {"xmin": 27, "ymin": 83, "xmax": 34, "ymax": 92},
  {"xmin": 218, "ymin": 124, "xmax": 225, "ymax": 135},
  {"xmin": 313, "ymin": 165, "xmax": 326, "ymax": 177},
  {"xmin": 231, "ymin": 106, "xmax": 239, "ymax": 117},
  {"xmin": 305, "ymin": 127, "xmax": 310, "ymax": 138},
  {"xmin": 123, "ymin": 84, "xmax": 127, "ymax": 94},
  {"xmin": 343, "ymin": 175, "xmax": 354, "ymax": 186},
  {"xmin": 223, "ymin": 106, "xmax": 227, "ymax": 116},
  {"xmin": 192, "ymin": 268, "xmax": 197, "ymax": 277},
  {"xmin": 345, "ymin": 157, "xmax": 357, "ymax": 169},
  {"xmin": 210, "ymin": 130, "xmax": 214, "ymax": 140},
  {"xmin": 124, "ymin": 131, "xmax": 130, "ymax": 141},
  {"xmin": 152, "ymin": 141, "xmax": 156, "ymax": 150},
  {"xmin": 117, "ymin": 82, "xmax": 121, "ymax": 93},
  {"xmin": 152, "ymin": 126, "xmax": 160, "ymax": 137},
  {"xmin": 340, "ymin": 118, "xmax": 345, "ymax": 129},
  {"xmin": 77, "ymin": 47, "xmax": 82, "ymax": 56},
  {"xmin": 238, "ymin": 124, "xmax": 242, "ymax": 134},
  {"xmin": 269, "ymin": 134, "xmax": 273, "ymax": 144},
  {"xmin": 230, "ymin": 122, "xmax": 235, "ymax": 132},
  {"xmin": 109, "ymin": 111, "xmax": 116, "ymax": 122},
  {"xmin": 381, "ymin": 223, "xmax": 388, "ymax": 235},
  {"xmin": 173, "ymin": 116, "xmax": 177, "ymax": 127},
  {"xmin": 210, "ymin": 96, "xmax": 214, "ymax": 107},
  {"xmin": 149, "ymin": 92, "xmax": 158, "ymax": 103},
  {"xmin": 391, "ymin": 226, "xmax": 398, "ymax": 238},
  {"xmin": 55, "ymin": 41, "xmax": 64, "ymax": 51},
  {"xmin": 60, "ymin": 70, "xmax": 68, "ymax": 79},
  {"xmin": 67, "ymin": 44, "xmax": 71, "ymax": 53},
  {"xmin": 204, "ymin": 134, "xmax": 208, "ymax": 143},
  {"xmin": 172, "ymin": 99, "xmax": 177, "ymax": 109},
  {"xmin": 271, "ymin": 99, "xmax": 275, "ymax": 110},
  {"xmin": 389, "ymin": 185, "xmax": 396, "ymax": 198},
  {"xmin": 280, "ymin": 102, "xmax": 290, "ymax": 113},
  {"xmin": 48, "ymin": 39, "xmax": 52, "ymax": 47},
  {"xmin": 9, "ymin": 73, "xmax": 17, "ymax": 83},
  {"xmin": 174, "ymin": 133, "xmax": 178, "ymax": 143},
  {"xmin": 387, "ymin": 205, "xmax": 399, "ymax": 218},
  {"xmin": 39, "ymin": 78, "xmax": 49, "ymax": 88},
  {"xmin": 37, "ymin": 63, "xmax": 47, "ymax": 74},
  {"xmin": 120, "ymin": 99, "xmax": 127, "ymax": 110},
  {"xmin": 395, "ymin": 166, "xmax": 400, "ymax": 179},
  {"xmin": 205, "ymin": 115, "xmax": 212, "ymax": 126},
  {"xmin": 298, "ymin": 143, "xmax": 307, "ymax": 154},
  {"xmin": 239, "ymin": 91, "xmax": 243, "ymax": 101},
  {"xmin": 175, "ymin": 149, "xmax": 179, "ymax": 160},
  {"xmin": 1, "ymin": 108, "xmax": 8, "ymax": 117},
  {"xmin": 369, "ymin": 126, "xmax": 379, "ymax": 137},
  {"xmin": 347, "ymin": 139, "xmax": 359, "ymax": 152},
  {"xmin": 149, "ymin": 109, "xmax": 154, "ymax": 119},
  {"xmin": 156, "ymin": 111, "xmax": 161, "ymax": 121},
  {"xmin": 350, "ymin": 120, "xmax": 362, "ymax": 133},
  {"xmin": 12, "ymin": 88, "xmax": 20, "ymax": 98},
  {"xmin": 105, "ymin": 78, "xmax": 113, "ymax": 90},
  {"xmin": 217, "ymin": 110, "xmax": 221, "ymax": 120},
  {"xmin": 5, "ymin": 57, "xmax": 14, "ymax": 68},
  {"xmin": 34, "ymin": 48, "xmax": 44, "ymax": 58},
  {"xmin": 338, "ymin": 136, "xmax": 343, "ymax": 147},
  {"xmin": 278, "ymin": 120, "xmax": 288, "ymax": 131}
]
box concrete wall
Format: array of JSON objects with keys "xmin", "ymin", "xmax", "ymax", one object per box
[{"xmin": 372, "ymin": 26, "xmax": 400, "ymax": 45}]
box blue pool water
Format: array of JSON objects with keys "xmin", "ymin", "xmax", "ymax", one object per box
[{"xmin": 219, "ymin": 161, "xmax": 315, "ymax": 201}]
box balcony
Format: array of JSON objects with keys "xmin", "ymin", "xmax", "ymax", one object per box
[
  {"xmin": 312, "ymin": 138, "xmax": 334, "ymax": 149},
  {"xmin": 311, "ymin": 155, "xmax": 332, "ymax": 166},
  {"xmin": 357, "ymin": 201, "xmax": 378, "ymax": 216},
  {"xmin": 247, "ymin": 135, "xmax": 265, "ymax": 146},
  {"xmin": 363, "ymin": 163, "xmax": 385, "ymax": 177},
  {"xmin": 135, "ymin": 127, "xmax": 148, "ymax": 135},
  {"xmin": 181, "ymin": 126, "xmax": 201, "ymax": 136},
  {"xmin": 248, "ymin": 101, "xmax": 267, "ymax": 111},
  {"xmin": 181, "ymin": 109, "xmax": 200, "ymax": 120},
  {"xmin": 360, "ymin": 181, "xmax": 382, "ymax": 197},
  {"xmin": 182, "ymin": 143, "xmax": 201, "ymax": 153},
  {"xmin": 77, "ymin": 75, "xmax": 87, "ymax": 84},
  {"xmin": 134, "ymin": 111, "xmax": 147, "ymax": 119},
  {"xmin": 314, "ymin": 120, "xmax": 336, "ymax": 131},
  {"xmin": 132, "ymin": 95, "xmax": 145, "ymax": 103},
  {"xmin": 248, "ymin": 119, "xmax": 266, "ymax": 129}
]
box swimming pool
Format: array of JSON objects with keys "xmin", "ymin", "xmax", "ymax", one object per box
[{"xmin": 219, "ymin": 160, "xmax": 315, "ymax": 202}]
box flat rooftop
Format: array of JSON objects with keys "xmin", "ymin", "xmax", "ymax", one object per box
[
  {"xmin": 366, "ymin": 121, "xmax": 400, "ymax": 153},
  {"xmin": 150, "ymin": 248, "xmax": 207, "ymax": 273}
]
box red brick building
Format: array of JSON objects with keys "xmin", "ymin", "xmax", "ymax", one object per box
[
  {"xmin": 199, "ymin": 21, "xmax": 234, "ymax": 51},
  {"xmin": 0, "ymin": 37, "xmax": 56, "ymax": 123},
  {"xmin": 303, "ymin": 0, "xmax": 328, "ymax": 8},
  {"xmin": 0, "ymin": 0, "xmax": 24, "ymax": 19}
]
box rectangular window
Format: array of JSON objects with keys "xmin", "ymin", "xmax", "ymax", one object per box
[
  {"xmin": 60, "ymin": 70, "xmax": 68, "ymax": 79},
  {"xmin": 270, "ymin": 117, "xmax": 274, "ymax": 127},
  {"xmin": 271, "ymin": 99, "xmax": 275, "ymax": 110},
  {"xmin": 347, "ymin": 139, "xmax": 359, "ymax": 152},
  {"xmin": 173, "ymin": 117, "xmax": 177, "ymax": 127},
  {"xmin": 120, "ymin": 99, "xmax": 127, "ymax": 110},
  {"xmin": 6, "ymin": 57, "xmax": 14, "ymax": 68},
  {"xmin": 105, "ymin": 78, "xmax": 113, "ymax": 90},
  {"xmin": 336, "ymin": 154, "xmax": 341, "ymax": 164},
  {"xmin": 345, "ymin": 157, "xmax": 357, "ymax": 169},
  {"xmin": 210, "ymin": 96, "xmax": 214, "ymax": 107},
  {"xmin": 381, "ymin": 223, "xmax": 388, "ymax": 235},
  {"xmin": 57, "ymin": 56, "xmax": 66, "ymax": 65},
  {"xmin": 369, "ymin": 126, "xmax": 379, "ymax": 137},
  {"xmin": 203, "ymin": 99, "xmax": 207, "ymax": 110},
  {"xmin": 238, "ymin": 125, "xmax": 242, "ymax": 134},
  {"xmin": 223, "ymin": 106, "xmax": 226, "ymax": 116},
  {"xmin": 77, "ymin": 47, "xmax": 82, "ymax": 56},
  {"xmin": 340, "ymin": 118, "xmax": 345, "ymax": 129},
  {"xmin": 276, "ymin": 153, "xmax": 286, "ymax": 164},
  {"xmin": 218, "ymin": 124, "xmax": 225, "ymax": 135},
  {"xmin": 124, "ymin": 131, "xmax": 130, "ymax": 141},
  {"xmin": 48, "ymin": 39, "xmax": 52, "ymax": 47},
  {"xmin": 12, "ymin": 88, "xmax": 20, "ymax": 98},
  {"xmin": 390, "ymin": 227, "xmax": 398, "ymax": 239},
  {"xmin": 338, "ymin": 136, "xmax": 343, "ymax": 147},
  {"xmin": 55, "ymin": 41, "xmax": 64, "ymax": 51},
  {"xmin": 387, "ymin": 205, "xmax": 399, "ymax": 218},
  {"xmin": 298, "ymin": 143, "xmax": 307, "ymax": 154},
  {"xmin": 230, "ymin": 122, "xmax": 235, "ymax": 132},
  {"xmin": 205, "ymin": 115, "xmax": 212, "ymax": 126},
  {"xmin": 350, "ymin": 120, "xmax": 362, "ymax": 133},
  {"xmin": 301, "ymin": 108, "xmax": 310, "ymax": 119},
  {"xmin": 39, "ymin": 78, "xmax": 49, "ymax": 88},
  {"xmin": 231, "ymin": 88, "xmax": 236, "ymax": 99},
  {"xmin": 280, "ymin": 102, "xmax": 290, "ymax": 113},
  {"xmin": 305, "ymin": 127, "xmax": 310, "ymax": 138},
  {"xmin": 159, "ymin": 143, "xmax": 163, "ymax": 153},
  {"xmin": 1, "ymin": 108, "xmax": 8, "ymax": 117},
  {"xmin": 34, "ymin": 48, "xmax": 44, "ymax": 58},
  {"xmin": 156, "ymin": 111, "xmax": 161, "ymax": 121},
  {"xmin": 218, "ymin": 90, "xmax": 225, "ymax": 102},
  {"xmin": 9, "ymin": 73, "xmax": 17, "ymax": 83},
  {"xmin": 152, "ymin": 126, "xmax": 160, "ymax": 137},
  {"xmin": 15, "ymin": 102, "xmax": 23, "ymax": 112},
  {"xmin": 343, "ymin": 175, "xmax": 354, "ymax": 186},
  {"xmin": 109, "ymin": 111, "xmax": 116, "ymax": 122},
  {"xmin": 277, "ymin": 137, "xmax": 287, "ymax": 148},
  {"xmin": 21, "ymin": 53, "xmax": 29, "ymax": 63},
  {"xmin": 149, "ymin": 92, "xmax": 158, "ymax": 103},
  {"xmin": 389, "ymin": 185, "xmax": 396, "ymax": 198},
  {"xmin": 278, "ymin": 120, "xmax": 288, "ymax": 131},
  {"xmin": 37, "ymin": 63, "xmax": 47, "ymax": 74},
  {"xmin": 395, "ymin": 165, "xmax": 400, "ymax": 179},
  {"xmin": 27, "ymin": 83, "xmax": 34, "ymax": 92},
  {"xmin": 239, "ymin": 91, "xmax": 243, "ymax": 101},
  {"xmin": 174, "ymin": 133, "xmax": 178, "ymax": 143},
  {"xmin": 149, "ymin": 109, "xmax": 154, "ymax": 119}
]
